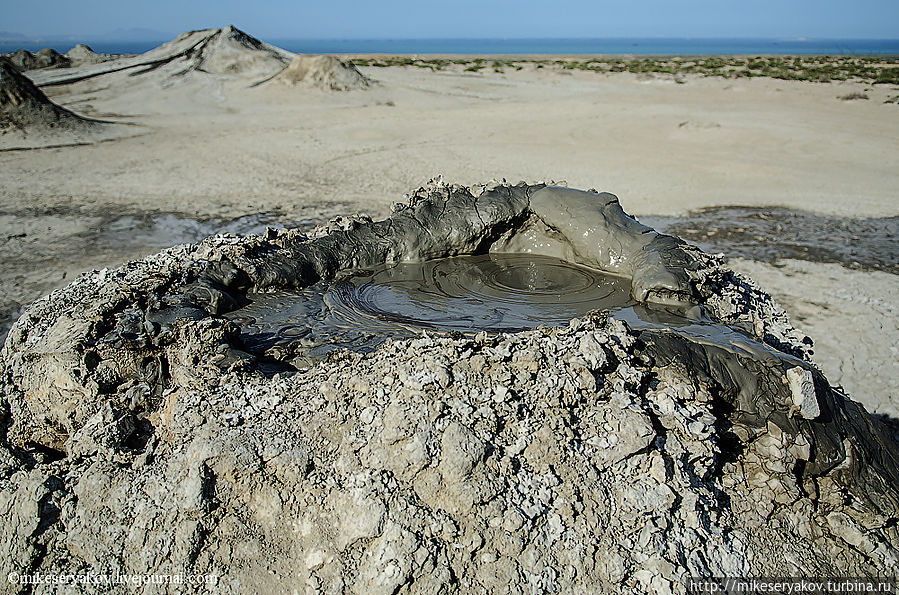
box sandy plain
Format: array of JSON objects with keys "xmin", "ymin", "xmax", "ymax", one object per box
[{"xmin": 1, "ymin": 53, "xmax": 897, "ymax": 416}]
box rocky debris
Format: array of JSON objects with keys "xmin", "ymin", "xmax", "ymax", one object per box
[
  {"xmin": 270, "ymin": 55, "xmax": 371, "ymax": 91},
  {"xmin": 1, "ymin": 180, "xmax": 897, "ymax": 592},
  {"xmin": 64, "ymin": 44, "xmax": 116, "ymax": 66},
  {"xmin": 3, "ymin": 48, "xmax": 70, "ymax": 71},
  {"xmin": 0, "ymin": 58, "xmax": 99, "ymax": 133}
]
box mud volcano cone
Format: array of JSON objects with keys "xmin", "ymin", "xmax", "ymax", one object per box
[
  {"xmin": 272, "ymin": 54, "xmax": 371, "ymax": 90},
  {"xmin": 0, "ymin": 57, "xmax": 96, "ymax": 132},
  {"xmin": 184, "ymin": 25, "xmax": 290, "ymax": 76},
  {"xmin": 5, "ymin": 48, "xmax": 70, "ymax": 71},
  {"xmin": 64, "ymin": 43, "xmax": 112, "ymax": 66},
  {"xmin": 2, "ymin": 180, "xmax": 896, "ymax": 588}
]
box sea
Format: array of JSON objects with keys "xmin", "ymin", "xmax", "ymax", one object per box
[{"xmin": 2, "ymin": 37, "xmax": 899, "ymax": 56}]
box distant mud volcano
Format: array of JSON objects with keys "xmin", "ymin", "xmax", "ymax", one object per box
[
  {"xmin": 24, "ymin": 26, "xmax": 291, "ymax": 89},
  {"xmin": 180, "ymin": 25, "xmax": 290, "ymax": 77},
  {"xmin": 28, "ymin": 27, "xmax": 310, "ymax": 89},
  {"xmin": 25, "ymin": 26, "xmax": 374, "ymax": 95},
  {"xmin": 64, "ymin": 44, "xmax": 116, "ymax": 67},
  {"xmin": 3, "ymin": 48, "xmax": 70, "ymax": 71},
  {"xmin": 1, "ymin": 180, "xmax": 897, "ymax": 591},
  {"xmin": 269, "ymin": 55, "xmax": 371, "ymax": 90},
  {"xmin": 0, "ymin": 57, "xmax": 101, "ymax": 134}
]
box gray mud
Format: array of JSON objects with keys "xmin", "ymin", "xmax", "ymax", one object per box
[
  {"xmin": 228, "ymin": 253, "xmax": 635, "ymax": 364},
  {"xmin": 0, "ymin": 207, "xmax": 321, "ymax": 344},
  {"xmin": 642, "ymin": 206, "xmax": 899, "ymax": 274},
  {"xmin": 228, "ymin": 252, "xmax": 793, "ymax": 375},
  {"xmin": 95, "ymin": 210, "xmax": 316, "ymax": 251}
]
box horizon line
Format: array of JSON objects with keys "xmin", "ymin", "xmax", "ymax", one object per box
[{"xmin": 5, "ymin": 33, "xmax": 899, "ymax": 42}]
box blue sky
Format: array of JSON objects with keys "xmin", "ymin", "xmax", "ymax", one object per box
[{"xmin": 3, "ymin": 0, "xmax": 898, "ymax": 39}]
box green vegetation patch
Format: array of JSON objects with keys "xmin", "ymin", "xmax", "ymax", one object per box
[{"xmin": 350, "ymin": 54, "xmax": 899, "ymax": 84}]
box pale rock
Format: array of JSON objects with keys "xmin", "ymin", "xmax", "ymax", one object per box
[{"xmin": 787, "ymin": 366, "xmax": 820, "ymax": 419}]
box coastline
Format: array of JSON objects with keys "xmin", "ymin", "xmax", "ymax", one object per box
[{"xmin": 6, "ymin": 36, "xmax": 899, "ymax": 56}]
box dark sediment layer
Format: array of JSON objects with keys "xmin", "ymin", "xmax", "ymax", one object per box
[
  {"xmin": 1, "ymin": 180, "xmax": 896, "ymax": 590},
  {"xmin": 643, "ymin": 206, "xmax": 899, "ymax": 274},
  {"xmin": 0, "ymin": 57, "xmax": 101, "ymax": 133}
]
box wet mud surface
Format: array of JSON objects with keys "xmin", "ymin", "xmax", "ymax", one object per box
[
  {"xmin": 642, "ymin": 206, "xmax": 899, "ymax": 274},
  {"xmin": 0, "ymin": 207, "xmax": 321, "ymax": 343},
  {"xmin": 227, "ymin": 254, "xmax": 636, "ymax": 362},
  {"xmin": 227, "ymin": 252, "xmax": 793, "ymax": 372}
]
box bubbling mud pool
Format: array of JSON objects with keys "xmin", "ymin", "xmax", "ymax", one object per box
[
  {"xmin": 224, "ymin": 252, "xmax": 790, "ymax": 370},
  {"xmin": 226, "ymin": 253, "xmax": 636, "ymax": 363}
]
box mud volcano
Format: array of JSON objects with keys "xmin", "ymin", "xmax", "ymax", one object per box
[
  {"xmin": 268, "ymin": 55, "xmax": 371, "ymax": 91},
  {"xmin": 0, "ymin": 57, "xmax": 98, "ymax": 133},
  {"xmin": 1, "ymin": 180, "xmax": 897, "ymax": 592}
]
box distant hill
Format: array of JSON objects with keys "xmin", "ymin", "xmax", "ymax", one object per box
[
  {"xmin": 0, "ymin": 28, "xmax": 170, "ymax": 47},
  {"xmin": 23, "ymin": 26, "xmax": 373, "ymax": 92},
  {"xmin": 0, "ymin": 57, "xmax": 98, "ymax": 133},
  {"xmin": 270, "ymin": 55, "xmax": 371, "ymax": 91},
  {"xmin": 0, "ymin": 31, "xmax": 29, "ymax": 42},
  {"xmin": 65, "ymin": 44, "xmax": 117, "ymax": 66},
  {"xmin": 4, "ymin": 48, "xmax": 71, "ymax": 70}
]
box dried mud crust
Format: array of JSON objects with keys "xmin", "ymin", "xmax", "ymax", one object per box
[{"xmin": 1, "ymin": 180, "xmax": 897, "ymax": 592}]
